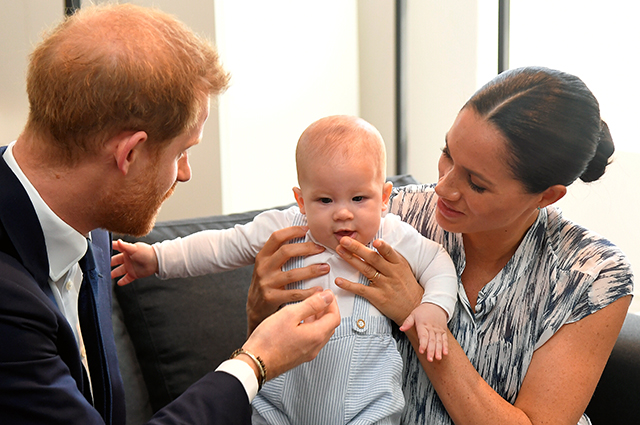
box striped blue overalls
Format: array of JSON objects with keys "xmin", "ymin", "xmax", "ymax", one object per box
[{"xmin": 252, "ymin": 213, "xmax": 405, "ymax": 425}]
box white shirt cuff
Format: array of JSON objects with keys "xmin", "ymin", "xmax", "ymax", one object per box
[{"xmin": 215, "ymin": 358, "xmax": 259, "ymax": 402}]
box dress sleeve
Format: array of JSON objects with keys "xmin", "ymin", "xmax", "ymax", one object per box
[
  {"xmin": 568, "ymin": 251, "xmax": 634, "ymax": 323},
  {"xmin": 382, "ymin": 214, "xmax": 458, "ymax": 321}
]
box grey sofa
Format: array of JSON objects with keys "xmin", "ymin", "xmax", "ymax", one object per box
[{"xmin": 111, "ymin": 175, "xmax": 639, "ymax": 424}]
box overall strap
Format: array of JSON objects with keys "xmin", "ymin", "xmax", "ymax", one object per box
[{"xmin": 283, "ymin": 212, "xmax": 307, "ymax": 291}]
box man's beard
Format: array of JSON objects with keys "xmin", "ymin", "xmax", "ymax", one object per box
[{"xmin": 97, "ymin": 176, "xmax": 177, "ymax": 237}]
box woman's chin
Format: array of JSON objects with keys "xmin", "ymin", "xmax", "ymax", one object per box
[{"xmin": 435, "ymin": 209, "xmax": 462, "ymax": 233}]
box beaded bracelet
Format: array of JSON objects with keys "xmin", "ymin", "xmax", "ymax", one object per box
[{"xmin": 230, "ymin": 348, "xmax": 267, "ymax": 390}]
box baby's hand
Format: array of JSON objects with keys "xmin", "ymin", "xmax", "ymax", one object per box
[
  {"xmin": 110, "ymin": 239, "xmax": 159, "ymax": 285},
  {"xmin": 400, "ymin": 303, "xmax": 449, "ymax": 362}
]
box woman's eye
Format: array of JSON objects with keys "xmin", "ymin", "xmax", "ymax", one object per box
[
  {"xmin": 440, "ymin": 146, "xmax": 451, "ymax": 159},
  {"xmin": 469, "ymin": 180, "xmax": 486, "ymax": 193},
  {"xmin": 320, "ymin": 198, "xmax": 332, "ymax": 204}
]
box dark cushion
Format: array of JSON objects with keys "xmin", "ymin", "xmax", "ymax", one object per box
[
  {"xmin": 585, "ymin": 312, "xmax": 640, "ymax": 424},
  {"xmin": 114, "ymin": 174, "xmax": 419, "ymax": 413},
  {"xmin": 114, "ymin": 208, "xmax": 268, "ymax": 412}
]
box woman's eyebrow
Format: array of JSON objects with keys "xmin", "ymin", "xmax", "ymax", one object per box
[{"xmin": 444, "ymin": 134, "xmax": 495, "ymax": 188}]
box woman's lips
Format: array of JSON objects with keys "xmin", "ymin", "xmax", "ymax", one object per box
[{"xmin": 437, "ymin": 198, "xmax": 463, "ymax": 218}]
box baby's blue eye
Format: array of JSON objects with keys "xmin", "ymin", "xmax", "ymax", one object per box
[
  {"xmin": 320, "ymin": 198, "xmax": 332, "ymax": 204},
  {"xmin": 353, "ymin": 196, "xmax": 364, "ymax": 202}
]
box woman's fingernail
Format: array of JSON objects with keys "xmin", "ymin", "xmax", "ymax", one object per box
[
  {"xmin": 318, "ymin": 264, "xmax": 330, "ymax": 273},
  {"xmin": 341, "ymin": 238, "xmax": 352, "ymax": 246},
  {"xmin": 336, "ymin": 246, "xmax": 351, "ymax": 259}
]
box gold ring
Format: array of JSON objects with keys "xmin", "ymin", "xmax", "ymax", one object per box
[{"xmin": 371, "ymin": 271, "xmax": 380, "ymax": 281}]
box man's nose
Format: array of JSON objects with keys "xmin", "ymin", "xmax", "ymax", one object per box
[{"xmin": 177, "ymin": 153, "xmax": 192, "ymax": 182}]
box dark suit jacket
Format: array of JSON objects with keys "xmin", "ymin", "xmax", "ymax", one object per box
[{"xmin": 0, "ymin": 146, "xmax": 252, "ymax": 424}]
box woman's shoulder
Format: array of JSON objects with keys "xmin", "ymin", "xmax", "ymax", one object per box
[
  {"xmin": 542, "ymin": 206, "xmax": 633, "ymax": 324},
  {"xmin": 389, "ymin": 183, "xmax": 437, "ymax": 216},
  {"xmin": 545, "ymin": 206, "xmax": 632, "ymax": 276}
]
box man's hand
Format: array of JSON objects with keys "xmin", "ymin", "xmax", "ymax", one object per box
[{"xmin": 242, "ymin": 289, "xmax": 340, "ymax": 380}]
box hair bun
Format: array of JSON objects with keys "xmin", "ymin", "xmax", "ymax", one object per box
[{"xmin": 580, "ymin": 120, "xmax": 615, "ymax": 183}]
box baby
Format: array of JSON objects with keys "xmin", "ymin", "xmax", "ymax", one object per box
[{"xmin": 111, "ymin": 115, "xmax": 457, "ymax": 424}]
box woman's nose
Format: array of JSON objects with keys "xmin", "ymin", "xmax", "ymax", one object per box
[{"xmin": 435, "ymin": 167, "xmax": 460, "ymax": 201}]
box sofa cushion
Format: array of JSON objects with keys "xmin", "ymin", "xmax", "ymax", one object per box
[
  {"xmin": 114, "ymin": 174, "xmax": 420, "ymax": 413},
  {"xmin": 114, "ymin": 208, "xmax": 270, "ymax": 412},
  {"xmin": 585, "ymin": 312, "xmax": 640, "ymax": 424}
]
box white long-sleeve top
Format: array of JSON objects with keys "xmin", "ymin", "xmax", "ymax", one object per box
[{"xmin": 154, "ymin": 206, "xmax": 457, "ymax": 319}]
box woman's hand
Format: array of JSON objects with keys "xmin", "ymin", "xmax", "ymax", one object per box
[
  {"xmin": 334, "ymin": 237, "xmax": 423, "ymax": 325},
  {"xmin": 246, "ymin": 226, "xmax": 330, "ymax": 335}
]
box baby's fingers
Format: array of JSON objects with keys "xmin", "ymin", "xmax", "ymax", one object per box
[
  {"xmin": 417, "ymin": 327, "xmax": 434, "ymax": 356},
  {"xmin": 399, "ymin": 314, "xmax": 416, "ymax": 332},
  {"xmin": 429, "ymin": 331, "xmax": 449, "ymax": 361},
  {"xmin": 441, "ymin": 332, "xmax": 449, "ymax": 357},
  {"xmin": 111, "ymin": 263, "xmax": 126, "ymax": 279}
]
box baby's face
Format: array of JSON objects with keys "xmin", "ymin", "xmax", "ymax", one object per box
[{"xmin": 294, "ymin": 158, "xmax": 392, "ymax": 251}]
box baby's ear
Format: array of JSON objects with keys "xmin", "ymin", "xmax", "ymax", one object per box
[
  {"xmin": 292, "ymin": 187, "xmax": 306, "ymax": 214},
  {"xmin": 381, "ymin": 181, "xmax": 393, "ymax": 211}
]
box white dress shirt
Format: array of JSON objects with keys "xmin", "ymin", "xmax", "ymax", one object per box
[{"xmin": 3, "ymin": 141, "xmax": 91, "ymax": 378}]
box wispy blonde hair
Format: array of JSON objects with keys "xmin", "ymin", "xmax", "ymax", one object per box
[{"xmin": 296, "ymin": 115, "xmax": 386, "ymax": 183}]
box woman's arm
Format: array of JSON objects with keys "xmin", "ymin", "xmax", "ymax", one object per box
[
  {"xmin": 408, "ymin": 296, "xmax": 630, "ymax": 425},
  {"xmin": 335, "ymin": 236, "xmax": 631, "ymax": 424}
]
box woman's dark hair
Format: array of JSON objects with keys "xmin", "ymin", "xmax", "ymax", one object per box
[{"xmin": 465, "ymin": 66, "xmax": 614, "ymax": 193}]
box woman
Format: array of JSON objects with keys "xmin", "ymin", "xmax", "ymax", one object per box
[{"xmin": 247, "ymin": 67, "xmax": 633, "ymax": 424}]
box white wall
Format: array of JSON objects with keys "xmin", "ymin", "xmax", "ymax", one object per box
[
  {"xmin": 213, "ymin": 0, "xmax": 361, "ymax": 214},
  {"xmin": 357, "ymin": 0, "xmax": 396, "ymax": 176},
  {"xmin": 0, "ymin": 1, "xmax": 60, "ymax": 143},
  {"xmin": 405, "ymin": 0, "xmax": 481, "ymax": 186}
]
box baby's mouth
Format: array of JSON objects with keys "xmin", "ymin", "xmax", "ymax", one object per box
[{"xmin": 335, "ymin": 230, "xmax": 356, "ymax": 239}]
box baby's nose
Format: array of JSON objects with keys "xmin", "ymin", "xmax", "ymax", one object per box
[{"xmin": 333, "ymin": 206, "xmax": 354, "ymax": 221}]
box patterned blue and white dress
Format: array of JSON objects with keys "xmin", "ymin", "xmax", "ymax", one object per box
[{"xmin": 388, "ymin": 184, "xmax": 634, "ymax": 425}]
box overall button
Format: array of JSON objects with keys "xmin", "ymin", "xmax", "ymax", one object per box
[{"xmin": 356, "ymin": 319, "xmax": 366, "ymax": 329}]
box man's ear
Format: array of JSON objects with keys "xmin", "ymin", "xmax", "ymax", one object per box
[
  {"xmin": 538, "ymin": 184, "xmax": 567, "ymax": 208},
  {"xmin": 293, "ymin": 187, "xmax": 306, "ymax": 214},
  {"xmin": 114, "ymin": 131, "xmax": 148, "ymax": 175},
  {"xmin": 381, "ymin": 181, "xmax": 393, "ymax": 211}
]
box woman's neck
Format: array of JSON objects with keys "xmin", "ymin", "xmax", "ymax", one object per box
[{"xmin": 460, "ymin": 210, "xmax": 539, "ymax": 309}]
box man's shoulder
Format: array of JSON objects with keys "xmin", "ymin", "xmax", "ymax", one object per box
[{"xmin": 0, "ymin": 251, "xmax": 57, "ymax": 317}]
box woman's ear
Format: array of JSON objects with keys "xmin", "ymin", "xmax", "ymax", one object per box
[
  {"xmin": 114, "ymin": 131, "xmax": 148, "ymax": 175},
  {"xmin": 381, "ymin": 181, "xmax": 393, "ymax": 211},
  {"xmin": 538, "ymin": 184, "xmax": 567, "ymax": 208},
  {"xmin": 293, "ymin": 187, "xmax": 306, "ymax": 214}
]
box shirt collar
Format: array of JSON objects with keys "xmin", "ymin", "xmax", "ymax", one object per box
[{"xmin": 3, "ymin": 141, "xmax": 88, "ymax": 281}]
